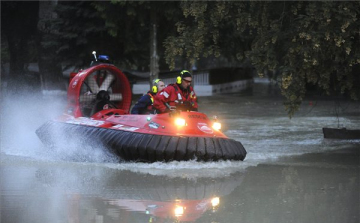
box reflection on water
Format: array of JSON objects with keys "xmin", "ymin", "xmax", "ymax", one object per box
[
  {"xmin": 1, "ymin": 149, "xmax": 358, "ymax": 223},
  {"xmin": 0, "ymin": 159, "xmax": 244, "ymax": 223}
]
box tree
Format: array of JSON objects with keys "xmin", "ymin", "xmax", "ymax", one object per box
[
  {"xmin": 35, "ymin": 1, "xmax": 180, "ymax": 89},
  {"xmin": 45, "ymin": 1, "xmax": 117, "ymax": 70},
  {"xmin": 1, "ymin": 1, "xmax": 39, "ymax": 85},
  {"xmin": 37, "ymin": 0, "xmax": 65, "ymax": 91},
  {"xmin": 247, "ymin": 1, "xmax": 360, "ymax": 116},
  {"xmin": 93, "ymin": 1, "xmax": 180, "ymax": 85},
  {"xmin": 164, "ymin": 1, "xmax": 360, "ymax": 117}
]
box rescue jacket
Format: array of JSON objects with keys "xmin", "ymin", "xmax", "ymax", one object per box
[{"xmin": 153, "ymin": 83, "xmax": 198, "ymax": 113}]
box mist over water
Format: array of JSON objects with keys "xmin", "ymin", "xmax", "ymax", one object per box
[
  {"xmin": 0, "ymin": 90, "xmax": 121, "ymax": 163},
  {"xmin": 1, "ymin": 91, "xmax": 63, "ymax": 157}
]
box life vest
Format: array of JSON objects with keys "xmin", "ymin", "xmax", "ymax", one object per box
[
  {"xmin": 153, "ymin": 84, "xmax": 198, "ymax": 113},
  {"xmin": 170, "ymin": 84, "xmax": 196, "ymax": 101},
  {"xmin": 146, "ymin": 92, "xmax": 155, "ymax": 111},
  {"xmin": 168, "ymin": 84, "xmax": 196, "ymax": 111}
]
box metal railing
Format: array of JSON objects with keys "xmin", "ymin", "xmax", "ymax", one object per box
[{"xmin": 137, "ymin": 71, "xmax": 210, "ymax": 86}]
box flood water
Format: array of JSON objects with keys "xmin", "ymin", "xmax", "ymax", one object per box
[{"xmin": 1, "ymin": 80, "xmax": 359, "ymax": 223}]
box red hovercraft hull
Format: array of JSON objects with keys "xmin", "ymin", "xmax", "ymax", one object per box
[{"xmin": 36, "ymin": 63, "xmax": 246, "ymax": 162}]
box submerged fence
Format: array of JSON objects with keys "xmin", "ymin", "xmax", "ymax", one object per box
[{"xmin": 137, "ymin": 67, "xmax": 254, "ymax": 86}]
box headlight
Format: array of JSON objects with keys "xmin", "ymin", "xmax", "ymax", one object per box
[
  {"xmin": 212, "ymin": 122, "xmax": 221, "ymax": 130},
  {"xmin": 175, "ymin": 118, "xmax": 186, "ymax": 127},
  {"xmin": 174, "ymin": 205, "xmax": 184, "ymax": 217},
  {"xmin": 211, "ymin": 197, "xmax": 220, "ymax": 207}
]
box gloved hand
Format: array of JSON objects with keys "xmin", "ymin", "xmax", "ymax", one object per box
[
  {"xmin": 181, "ymin": 101, "xmax": 195, "ymax": 111},
  {"xmin": 169, "ymin": 109, "xmax": 180, "ymax": 117},
  {"xmin": 165, "ymin": 103, "xmax": 176, "ymax": 111}
]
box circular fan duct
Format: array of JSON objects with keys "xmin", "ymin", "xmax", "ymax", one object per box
[{"xmin": 67, "ymin": 64, "xmax": 132, "ymax": 117}]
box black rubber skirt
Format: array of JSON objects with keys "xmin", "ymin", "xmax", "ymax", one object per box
[{"xmin": 36, "ymin": 121, "xmax": 247, "ymax": 162}]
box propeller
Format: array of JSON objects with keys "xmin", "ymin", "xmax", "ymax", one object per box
[
  {"xmin": 79, "ymin": 70, "xmax": 122, "ymax": 116},
  {"xmin": 67, "ymin": 51, "xmax": 132, "ymax": 117}
]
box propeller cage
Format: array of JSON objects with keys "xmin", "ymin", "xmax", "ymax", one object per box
[{"xmin": 67, "ymin": 64, "xmax": 132, "ymax": 117}]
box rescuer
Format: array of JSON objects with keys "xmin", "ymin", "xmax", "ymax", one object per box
[
  {"xmin": 131, "ymin": 79, "xmax": 166, "ymax": 114},
  {"xmin": 153, "ymin": 70, "xmax": 198, "ymax": 113}
]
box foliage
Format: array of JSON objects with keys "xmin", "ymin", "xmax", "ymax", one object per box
[
  {"xmin": 249, "ymin": 1, "xmax": 360, "ymax": 116},
  {"xmin": 92, "ymin": 1, "xmax": 150, "ymax": 70},
  {"xmin": 2, "ymin": 1, "xmax": 359, "ymax": 116},
  {"xmin": 165, "ymin": 1, "xmax": 360, "ymax": 117},
  {"xmin": 92, "ymin": 1, "xmax": 180, "ymax": 71},
  {"xmin": 45, "ymin": 1, "xmax": 116, "ymax": 70},
  {"xmin": 1, "ymin": 1, "xmax": 39, "ymax": 77}
]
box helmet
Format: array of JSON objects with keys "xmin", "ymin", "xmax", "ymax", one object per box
[
  {"xmin": 152, "ymin": 79, "xmax": 161, "ymax": 93},
  {"xmin": 177, "ymin": 70, "xmax": 192, "ymax": 84}
]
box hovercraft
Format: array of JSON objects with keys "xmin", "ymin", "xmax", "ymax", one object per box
[{"xmin": 36, "ymin": 54, "xmax": 246, "ymax": 162}]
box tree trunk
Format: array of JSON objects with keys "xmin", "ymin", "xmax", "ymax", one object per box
[
  {"xmin": 2, "ymin": 1, "xmax": 39, "ymax": 88},
  {"xmin": 149, "ymin": 7, "xmax": 159, "ymax": 88},
  {"xmin": 7, "ymin": 34, "xmax": 26, "ymax": 81},
  {"xmin": 37, "ymin": 0, "xmax": 65, "ymax": 92}
]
